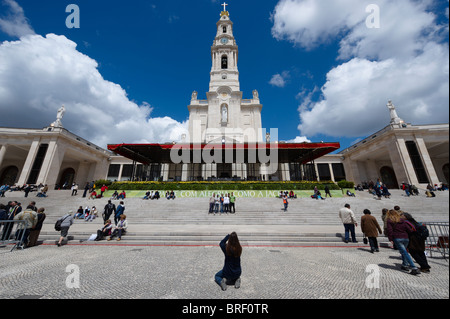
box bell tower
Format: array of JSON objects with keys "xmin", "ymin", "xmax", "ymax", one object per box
[
  {"xmin": 188, "ymin": 3, "xmax": 263, "ymax": 145},
  {"xmin": 209, "ymin": 4, "xmax": 240, "ymax": 92}
]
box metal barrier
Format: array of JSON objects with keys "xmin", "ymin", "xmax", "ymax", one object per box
[
  {"xmin": 0, "ymin": 220, "xmax": 27, "ymax": 252},
  {"xmin": 425, "ymin": 222, "xmax": 449, "ymax": 261}
]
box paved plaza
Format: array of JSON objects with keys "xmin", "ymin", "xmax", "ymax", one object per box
[
  {"xmin": 0, "ymin": 188, "xmax": 448, "ymax": 303},
  {"xmin": 0, "ymin": 243, "xmax": 449, "ymax": 300}
]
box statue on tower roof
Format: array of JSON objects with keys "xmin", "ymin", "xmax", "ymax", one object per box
[
  {"xmin": 387, "ymin": 100, "xmax": 404, "ymax": 126},
  {"xmin": 51, "ymin": 105, "xmax": 66, "ymax": 128}
]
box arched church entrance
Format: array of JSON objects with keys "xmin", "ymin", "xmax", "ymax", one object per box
[
  {"xmin": 59, "ymin": 168, "xmax": 75, "ymax": 189},
  {"xmin": 0, "ymin": 166, "xmax": 19, "ymax": 186},
  {"xmin": 380, "ymin": 166, "xmax": 398, "ymax": 189}
]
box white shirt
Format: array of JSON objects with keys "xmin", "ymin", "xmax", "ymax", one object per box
[{"xmin": 339, "ymin": 207, "xmax": 357, "ymax": 224}]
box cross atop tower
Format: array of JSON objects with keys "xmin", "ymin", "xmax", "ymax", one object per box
[{"xmin": 221, "ymin": 2, "xmax": 228, "ymax": 12}]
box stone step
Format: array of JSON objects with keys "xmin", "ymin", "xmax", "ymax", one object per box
[
  {"xmin": 5, "ymin": 189, "xmax": 448, "ymax": 247},
  {"xmin": 37, "ymin": 230, "xmax": 390, "ymax": 247}
]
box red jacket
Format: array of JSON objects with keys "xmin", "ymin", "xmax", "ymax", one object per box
[{"xmin": 386, "ymin": 219, "xmax": 414, "ymax": 241}]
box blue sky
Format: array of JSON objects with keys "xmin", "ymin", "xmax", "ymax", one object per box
[{"xmin": 0, "ymin": 0, "xmax": 448, "ymax": 150}]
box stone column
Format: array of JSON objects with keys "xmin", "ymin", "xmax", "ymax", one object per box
[
  {"xmin": 162, "ymin": 164, "xmax": 169, "ymax": 181},
  {"xmin": 92, "ymin": 158, "xmax": 110, "ymax": 181},
  {"xmin": 37, "ymin": 140, "xmax": 66, "ymax": 187},
  {"xmin": 328, "ymin": 163, "xmax": 335, "ymax": 182},
  {"xmin": 342, "ymin": 157, "xmax": 361, "ymax": 185},
  {"xmin": 0, "ymin": 144, "xmax": 7, "ymax": 169},
  {"xmin": 282, "ymin": 163, "xmax": 291, "ymax": 181},
  {"xmin": 365, "ymin": 160, "xmax": 379, "ymax": 181},
  {"xmin": 314, "ymin": 163, "xmax": 320, "ymax": 181},
  {"xmin": 181, "ymin": 164, "xmax": 189, "ymax": 181},
  {"xmin": 415, "ymin": 137, "xmax": 439, "ymax": 185},
  {"xmin": 76, "ymin": 161, "xmax": 91, "ymax": 186},
  {"xmin": 117, "ymin": 164, "xmax": 124, "ymax": 181},
  {"xmin": 17, "ymin": 140, "xmax": 40, "ymax": 185},
  {"xmin": 388, "ymin": 137, "xmax": 418, "ymax": 186}
]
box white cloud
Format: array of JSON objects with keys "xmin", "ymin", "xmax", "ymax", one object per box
[
  {"xmin": 0, "ymin": 33, "xmax": 188, "ymax": 147},
  {"xmin": 269, "ymin": 71, "xmax": 290, "ymax": 87},
  {"xmin": 298, "ymin": 44, "xmax": 449, "ymax": 137},
  {"xmin": 271, "ymin": 0, "xmax": 449, "ymax": 138},
  {"xmin": 0, "ymin": 0, "xmax": 35, "ymax": 38}
]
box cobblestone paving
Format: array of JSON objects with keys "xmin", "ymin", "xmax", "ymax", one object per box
[{"xmin": 0, "ymin": 243, "xmax": 448, "ymax": 300}]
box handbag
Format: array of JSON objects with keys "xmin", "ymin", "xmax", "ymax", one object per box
[
  {"xmin": 55, "ymin": 215, "xmax": 69, "ymax": 231},
  {"xmin": 363, "ymin": 234, "xmax": 368, "ymax": 244}
]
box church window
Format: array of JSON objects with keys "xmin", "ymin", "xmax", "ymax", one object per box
[
  {"xmin": 223, "ymin": 26, "xmax": 227, "ymax": 33},
  {"xmin": 221, "ymin": 55, "xmax": 228, "ymax": 69}
]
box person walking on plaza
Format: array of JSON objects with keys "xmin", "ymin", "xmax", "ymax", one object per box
[
  {"xmin": 100, "ymin": 184, "xmax": 108, "ymax": 198},
  {"xmin": 1, "ymin": 201, "xmax": 21, "ymax": 241},
  {"xmin": 403, "ymin": 212, "xmax": 431, "ymax": 273},
  {"xmin": 13, "ymin": 207, "xmax": 38, "ymax": 248},
  {"xmin": 103, "ymin": 200, "xmax": 116, "ymax": 222},
  {"xmin": 324, "ymin": 185, "xmax": 332, "ymax": 198},
  {"xmin": 114, "ymin": 201, "xmax": 125, "ymax": 225},
  {"xmin": 82, "ymin": 182, "xmax": 89, "ymax": 198},
  {"xmin": 360, "ymin": 209, "xmax": 382, "ymax": 253},
  {"xmin": 56, "ymin": 211, "xmax": 74, "ymax": 247},
  {"xmin": 214, "ymin": 195, "xmax": 220, "ymax": 214},
  {"xmin": 71, "ymin": 183, "xmax": 78, "ymax": 196},
  {"xmin": 229, "ymin": 192, "xmax": 236, "ymax": 214},
  {"xmin": 386, "ymin": 210, "xmax": 420, "ymax": 275},
  {"xmin": 282, "ymin": 195, "xmax": 288, "ymax": 212},
  {"xmin": 219, "ymin": 194, "xmax": 224, "ymax": 213},
  {"xmin": 28, "ymin": 207, "xmax": 46, "ymax": 247},
  {"xmin": 339, "ymin": 204, "xmax": 358, "ymax": 243},
  {"xmin": 23, "ymin": 184, "xmax": 31, "ymax": 198},
  {"xmin": 209, "ymin": 194, "xmax": 215, "ymax": 214},
  {"xmin": 215, "ymin": 232, "xmax": 242, "ymax": 291},
  {"xmin": 223, "ymin": 194, "xmax": 230, "ymax": 213}
]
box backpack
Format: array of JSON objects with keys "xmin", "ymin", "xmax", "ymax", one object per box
[
  {"xmin": 55, "ymin": 215, "xmax": 69, "ymax": 231},
  {"xmin": 54, "ymin": 219, "xmax": 63, "ymax": 231},
  {"xmin": 415, "ymin": 223, "xmax": 429, "ymax": 241}
]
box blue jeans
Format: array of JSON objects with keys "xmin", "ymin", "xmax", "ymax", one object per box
[
  {"xmin": 215, "ymin": 270, "xmax": 225, "ymax": 285},
  {"xmin": 215, "ymin": 270, "xmax": 238, "ymax": 286},
  {"xmin": 393, "ymin": 238, "xmax": 417, "ymax": 268},
  {"xmin": 344, "ymin": 224, "xmax": 357, "ymax": 242}
]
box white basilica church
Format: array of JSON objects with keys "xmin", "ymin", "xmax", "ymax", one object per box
[{"xmin": 0, "ymin": 5, "xmax": 448, "ymax": 190}]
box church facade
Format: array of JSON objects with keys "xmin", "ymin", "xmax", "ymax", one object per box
[
  {"xmin": 108, "ymin": 7, "xmax": 341, "ymax": 182},
  {"xmin": 0, "ymin": 6, "xmax": 448, "ymax": 190}
]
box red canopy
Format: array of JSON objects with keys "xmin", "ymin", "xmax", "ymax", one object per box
[{"xmin": 107, "ymin": 142, "xmax": 340, "ymax": 165}]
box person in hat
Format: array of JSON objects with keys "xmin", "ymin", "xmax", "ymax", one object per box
[{"xmin": 57, "ymin": 211, "xmax": 74, "ymax": 247}]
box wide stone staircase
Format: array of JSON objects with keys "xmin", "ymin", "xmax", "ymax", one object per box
[{"xmin": 3, "ymin": 189, "xmax": 449, "ymax": 247}]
